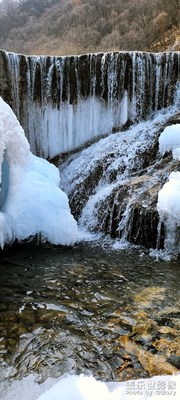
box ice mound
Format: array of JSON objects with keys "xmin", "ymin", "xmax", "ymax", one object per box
[
  {"xmin": 157, "ymin": 171, "xmax": 180, "ymax": 224},
  {"xmin": 158, "ymin": 124, "xmax": 180, "ymax": 224},
  {"xmin": 0, "ymin": 97, "xmax": 77, "ymax": 248},
  {"xmin": 37, "ymin": 375, "xmax": 115, "ymax": 400},
  {"xmin": 0, "ymin": 372, "xmax": 179, "ymax": 400},
  {"xmin": 157, "ymin": 124, "xmax": 180, "ymax": 256},
  {"xmin": 36, "ymin": 373, "xmax": 179, "ymax": 400},
  {"xmin": 159, "ymin": 124, "xmax": 180, "ymax": 160}
]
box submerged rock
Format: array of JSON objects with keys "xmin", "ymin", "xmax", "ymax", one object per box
[{"xmin": 118, "ymin": 335, "xmax": 178, "ymax": 376}]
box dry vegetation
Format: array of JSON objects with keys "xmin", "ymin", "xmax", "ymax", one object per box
[{"xmin": 0, "ymin": 0, "xmax": 180, "ymax": 56}]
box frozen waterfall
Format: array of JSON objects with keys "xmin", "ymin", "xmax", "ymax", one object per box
[
  {"xmin": 0, "ymin": 49, "xmax": 180, "ymax": 256},
  {"xmin": 0, "ymin": 97, "xmax": 77, "ymax": 248},
  {"xmin": 0, "ymin": 50, "xmax": 180, "ymax": 159},
  {"xmin": 59, "ymin": 89, "xmax": 180, "ymax": 258}
]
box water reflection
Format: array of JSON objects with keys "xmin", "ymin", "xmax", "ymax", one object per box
[{"xmin": 0, "ymin": 243, "xmax": 179, "ymax": 384}]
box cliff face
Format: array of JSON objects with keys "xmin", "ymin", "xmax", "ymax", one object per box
[{"xmin": 0, "ymin": 50, "xmax": 180, "ymax": 159}]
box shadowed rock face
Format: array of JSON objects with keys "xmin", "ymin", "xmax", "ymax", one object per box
[{"xmin": 0, "ymin": 50, "xmax": 180, "ymax": 158}]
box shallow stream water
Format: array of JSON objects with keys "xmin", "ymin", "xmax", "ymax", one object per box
[{"xmin": 0, "ymin": 242, "xmax": 179, "ymax": 387}]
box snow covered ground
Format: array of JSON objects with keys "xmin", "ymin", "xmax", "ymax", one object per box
[
  {"xmin": 0, "ymin": 373, "xmax": 179, "ymax": 400},
  {"xmin": 0, "ymin": 97, "xmax": 77, "ymax": 247}
]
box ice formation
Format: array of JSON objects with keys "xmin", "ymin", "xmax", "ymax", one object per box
[
  {"xmin": 158, "ymin": 124, "xmax": 180, "ymax": 225},
  {"xmin": 157, "ymin": 172, "xmax": 180, "ymax": 223},
  {"xmin": 0, "ymin": 97, "xmax": 77, "ymax": 248},
  {"xmin": 157, "ymin": 124, "xmax": 180, "ymax": 256},
  {"xmin": 60, "ymin": 100, "xmax": 180, "ymax": 252},
  {"xmin": 159, "ymin": 124, "xmax": 180, "ymax": 160},
  {"xmin": 1, "ymin": 50, "xmax": 180, "ymax": 158},
  {"xmin": 0, "ymin": 373, "xmax": 179, "ymax": 400},
  {"xmin": 37, "ymin": 375, "xmax": 113, "ymax": 400},
  {"xmin": 36, "ymin": 374, "xmax": 180, "ymax": 400}
]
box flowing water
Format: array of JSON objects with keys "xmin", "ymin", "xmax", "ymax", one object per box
[
  {"xmin": 1, "ymin": 50, "xmax": 180, "ymax": 158},
  {"xmin": 0, "ymin": 242, "xmax": 179, "ymax": 388}
]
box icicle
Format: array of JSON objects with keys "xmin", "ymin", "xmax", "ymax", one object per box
[
  {"xmin": 0, "ymin": 50, "xmax": 180, "ymax": 159},
  {"xmin": 5, "ymin": 52, "xmax": 20, "ymax": 119},
  {"xmin": 154, "ymin": 54, "xmax": 161, "ymax": 112},
  {"xmin": 131, "ymin": 52, "xmax": 137, "ymax": 121}
]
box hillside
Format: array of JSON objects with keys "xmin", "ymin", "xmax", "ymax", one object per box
[{"xmin": 0, "ymin": 0, "xmax": 180, "ymax": 56}]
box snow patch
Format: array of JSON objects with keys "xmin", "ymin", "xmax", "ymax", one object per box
[
  {"xmin": 157, "ymin": 124, "xmax": 180, "ymax": 257},
  {"xmin": 157, "ymin": 172, "xmax": 180, "ymax": 223},
  {"xmin": 159, "ymin": 124, "xmax": 180, "ymax": 156},
  {"xmin": 0, "ymin": 373, "xmax": 179, "ymax": 400}
]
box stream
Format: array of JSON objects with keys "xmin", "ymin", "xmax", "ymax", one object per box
[{"xmin": 0, "ymin": 242, "xmax": 179, "ymax": 387}]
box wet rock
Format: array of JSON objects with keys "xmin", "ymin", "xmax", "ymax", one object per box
[
  {"xmin": 132, "ymin": 310, "xmax": 148, "ymax": 320},
  {"xmin": 118, "ymin": 335, "xmax": 178, "ymax": 376},
  {"xmin": 134, "ymin": 287, "xmax": 166, "ymax": 308},
  {"xmin": 157, "ymin": 326, "xmax": 178, "ymax": 336},
  {"xmin": 22, "ymin": 296, "xmax": 35, "ymax": 303},
  {"xmin": 0, "ymin": 304, "xmax": 8, "ymax": 312},
  {"xmin": 133, "ymin": 334, "xmax": 153, "ymax": 347},
  {"xmin": 117, "ymin": 366, "xmax": 136, "ymax": 381},
  {"xmin": 131, "ymin": 321, "xmax": 157, "ymax": 336},
  {"xmin": 108, "ymin": 317, "xmax": 132, "ymax": 335},
  {"xmin": 17, "ymin": 326, "xmax": 27, "ymax": 336},
  {"xmin": 18, "ymin": 308, "xmax": 35, "ymax": 327},
  {"xmin": 6, "ymin": 338, "xmax": 17, "ymax": 351},
  {"xmin": 36, "ymin": 309, "xmax": 66, "ymax": 325},
  {"xmin": 0, "ymin": 311, "xmax": 17, "ymax": 323},
  {"xmin": 152, "ymin": 338, "xmax": 180, "ymax": 355},
  {"xmin": 167, "ymin": 355, "xmax": 180, "ymax": 369}
]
